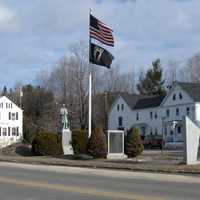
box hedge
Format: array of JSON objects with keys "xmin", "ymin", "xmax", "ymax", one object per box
[
  {"xmin": 71, "ymin": 129, "xmax": 88, "ymax": 155},
  {"xmin": 32, "ymin": 132, "xmax": 63, "ymax": 156}
]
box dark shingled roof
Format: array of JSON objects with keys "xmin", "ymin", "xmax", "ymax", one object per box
[
  {"xmin": 110, "ymin": 82, "xmax": 200, "ymax": 111},
  {"xmin": 178, "ymin": 82, "xmax": 200, "ymax": 102},
  {"xmin": 134, "ymin": 96, "xmax": 165, "ymax": 110},
  {"xmin": 120, "ymin": 93, "xmax": 150, "ymax": 110}
]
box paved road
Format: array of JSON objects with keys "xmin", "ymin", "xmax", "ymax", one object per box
[{"xmin": 0, "ymin": 162, "xmax": 199, "ymax": 200}]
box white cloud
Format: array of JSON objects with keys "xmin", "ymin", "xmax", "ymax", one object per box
[
  {"xmin": 0, "ymin": 0, "xmax": 200, "ymax": 87},
  {"xmin": 0, "ymin": 4, "xmax": 16, "ymax": 31}
]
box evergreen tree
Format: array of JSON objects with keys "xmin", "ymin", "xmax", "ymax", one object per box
[
  {"xmin": 22, "ymin": 84, "xmax": 57, "ymax": 143},
  {"xmin": 125, "ymin": 128, "xmax": 144, "ymax": 158},
  {"xmin": 137, "ymin": 59, "xmax": 166, "ymax": 96},
  {"xmin": 87, "ymin": 126, "xmax": 107, "ymax": 158},
  {"xmin": 2, "ymin": 86, "xmax": 7, "ymax": 96}
]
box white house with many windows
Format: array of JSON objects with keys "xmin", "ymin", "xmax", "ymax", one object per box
[
  {"xmin": 0, "ymin": 96, "xmax": 23, "ymax": 148},
  {"xmin": 108, "ymin": 82, "xmax": 200, "ymax": 143}
]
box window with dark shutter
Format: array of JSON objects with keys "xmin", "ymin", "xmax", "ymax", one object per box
[
  {"xmin": 150, "ymin": 112, "xmax": 153, "ymax": 119},
  {"xmin": 118, "ymin": 116, "xmax": 123, "ymax": 126},
  {"xmin": 9, "ymin": 112, "xmax": 11, "ymax": 120},
  {"xmin": 176, "ymin": 108, "xmax": 179, "ymax": 116}
]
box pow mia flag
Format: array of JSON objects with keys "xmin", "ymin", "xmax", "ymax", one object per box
[{"xmin": 90, "ymin": 43, "xmax": 114, "ymax": 68}]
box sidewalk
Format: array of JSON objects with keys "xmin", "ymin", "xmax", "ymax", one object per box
[
  {"xmin": 0, "ymin": 153, "xmax": 200, "ymax": 175},
  {"xmin": 0, "ymin": 143, "xmax": 199, "ymax": 175}
]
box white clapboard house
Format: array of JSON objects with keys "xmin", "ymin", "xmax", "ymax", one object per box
[
  {"xmin": 0, "ymin": 96, "xmax": 23, "ymax": 148},
  {"xmin": 108, "ymin": 82, "xmax": 200, "ymax": 144}
]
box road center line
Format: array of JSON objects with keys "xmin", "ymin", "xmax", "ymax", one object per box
[{"xmin": 0, "ymin": 176, "xmax": 163, "ymax": 200}]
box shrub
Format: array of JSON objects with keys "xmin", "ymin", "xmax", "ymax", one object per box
[
  {"xmin": 125, "ymin": 128, "xmax": 144, "ymax": 158},
  {"xmin": 23, "ymin": 123, "xmax": 38, "ymax": 144},
  {"xmin": 32, "ymin": 132, "xmax": 63, "ymax": 156},
  {"xmin": 71, "ymin": 130, "xmax": 88, "ymax": 154},
  {"xmin": 87, "ymin": 126, "xmax": 107, "ymax": 158}
]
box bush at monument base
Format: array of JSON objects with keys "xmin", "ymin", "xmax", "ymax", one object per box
[
  {"xmin": 87, "ymin": 127, "xmax": 107, "ymax": 158},
  {"xmin": 125, "ymin": 128, "xmax": 144, "ymax": 158},
  {"xmin": 32, "ymin": 132, "xmax": 63, "ymax": 156},
  {"xmin": 71, "ymin": 129, "xmax": 88, "ymax": 154}
]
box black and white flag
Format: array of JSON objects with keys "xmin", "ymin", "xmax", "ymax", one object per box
[{"xmin": 90, "ymin": 43, "xmax": 114, "ymax": 68}]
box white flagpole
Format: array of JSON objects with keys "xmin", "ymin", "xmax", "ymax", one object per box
[
  {"xmin": 88, "ymin": 69, "xmax": 92, "ymax": 138},
  {"xmin": 88, "ymin": 8, "xmax": 92, "ymax": 138}
]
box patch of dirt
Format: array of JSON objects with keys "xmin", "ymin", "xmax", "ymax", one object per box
[{"xmin": 1, "ymin": 143, "xmax": 33, "ymax": 156}]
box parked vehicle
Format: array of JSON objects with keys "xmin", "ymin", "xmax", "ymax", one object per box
[{"xmin": 143, "ymin": 135, "xmax": 163, "ymax": 149}]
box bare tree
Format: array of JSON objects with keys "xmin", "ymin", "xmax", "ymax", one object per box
[
  {"xmin": 184, "ymin": 54, "xmax": 200, "ymax": 83},
  {"xmin": 36, "ymin": 42, "xmax": 90, "ymax": 129},
  {"xmin": 97, "ymin": 66, "xmax": 136, "ymax": 93},
  {"xmin": 164, "ymin": 60, "xmax": 178, "ymax": 86},
  {"xmin": 36, "ymin": 41, "xmax": 138, "ymax": 129}
]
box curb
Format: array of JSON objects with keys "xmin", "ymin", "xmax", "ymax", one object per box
[{"xmin": 0, "ymin": 156, "xmax": 200, "ymax": 175}]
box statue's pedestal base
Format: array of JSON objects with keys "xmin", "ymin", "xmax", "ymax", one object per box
[{"xmin": 62, "ymin": 129, "xmax": 73, "ymax": 155}]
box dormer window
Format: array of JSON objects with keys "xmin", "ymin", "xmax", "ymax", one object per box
[
  {"xmin": 179, "ymin": 93, "xmax": 182, "ymax": 100},
  {"xmin": 173, "ymin": 94, "xmax": 176, "ymax": 100}
]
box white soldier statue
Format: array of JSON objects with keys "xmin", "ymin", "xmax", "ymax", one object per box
[
  {"xmin": 60, "ymin": 104, "xmax": 73, "ymax": 155},
  {"xmin": 60, "ymin": 105, "xmax": 70, "ymax": 130}
]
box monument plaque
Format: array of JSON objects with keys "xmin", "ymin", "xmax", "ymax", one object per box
[{"xmin": 107, "ymin": 130, "xmax": 127, "ymax": 159}]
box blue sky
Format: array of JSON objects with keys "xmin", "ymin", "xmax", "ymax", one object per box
[{"xmin": 0, "ymin": 0, "xmax": 200, "ymax": 87}]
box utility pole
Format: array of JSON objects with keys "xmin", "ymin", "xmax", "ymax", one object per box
[{"xmin": 161, "ymin": 116, "xmax": 166, "ymax": 156}]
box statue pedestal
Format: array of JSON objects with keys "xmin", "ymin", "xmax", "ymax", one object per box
[{"xmin": 62, "ymin": 129, "xmax": 73, "ymax": 155}]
